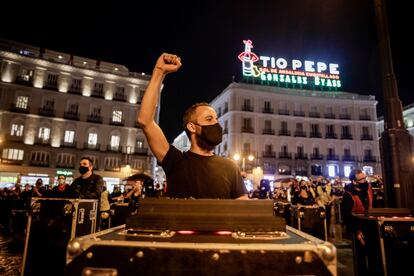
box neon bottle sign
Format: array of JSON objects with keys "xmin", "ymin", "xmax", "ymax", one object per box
[{"xmin": 238, "ymin": 40, "xmax": 341, "ymax": 89}]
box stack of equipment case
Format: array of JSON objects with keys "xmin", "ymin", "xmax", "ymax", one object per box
[
  {"xmin": 291, "ymin": 205, "xmax": 328, "ymax": 241},
  {"xmin": 66, "ymin": 198, "xmax": 337, "ymax": 275},
  {"xmin": 22, "ymin": 198, "xmax": 98, "ymax": 275},
  {"xmin": 352, "ymin": 208, "xmax": 414, "ymax": 276}
]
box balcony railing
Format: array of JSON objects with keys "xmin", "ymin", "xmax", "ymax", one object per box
[
  {"xmin": 15, "ymin": 75, "xmax": 33, "ymax": 86},
  {"xmin": 341, "ymin": 134, "xmax": 353, "ymax": 140},
  {"xmin": 110, "ymin": 119, "xmax": 125, "ymax": 126},
  {"xmin": 30, "ymin": 160, "xmax": 50, "ymax": 167},
  {"xmin": 339, "ymin": 114, "xmax": 352, "ymax": 120},
  {"xmin": 262, "ymin": 108, "xmax": 274, "ymax": 114},
  {"xmin": 342, "ymin": 155, "xmax": 356, "ymax": 162},
  {"xmin": 262, "ymin": 129, "xmax": 275, "ymax": 135},
  {"xmin": 293, "ymin": 111, "xmax": 305, "ymax": 117},
  {"xmin": 113, "ymin": 93, "xmax": 127, "ymax": 102},
  {"xmin": 91, "ymin": 90, "xmax": 104, "ymax": 98},
  {"xmin": 107, "ymin": 145, "xmax": 122, "ymax": 152},
  {"xmin": 326, "ymin": 154, "xmax": 339, "ymax": 161},
  {"xmin": 359, "ymin": 114, "xmax": 371, "ymax": 121},
  {"xmin": 241, "ymin": 127, "xmax": 254, "ymax": 133},
  {"xmin": 363, "ymin": 156, "xmax": 377, "ymax": 162},
  {"xmin": 278, "ymin": 152, "xmax": 292, "ymax": 159},
  {"xmin": 278, "ymin": 130, "xmax": 291, "ymax": 136},
  {"xmin": 61, "ymin": 141, "xmax": 76, "ymax": 148},
  {"xmin": 294, "ymin": 131, "xmax": 307, "ymax": 137},
  {"xmin": 68, "ymin": 86, "xmax": 82, "ymax": 95},
  {"xmin": 310, "ymin": 153, "xmax": 324, "ymax": 160},
  {"xmin": 134, "ymin": 148, "xmax": 148, "ymax": 155},
  {"xmin": 324, "ymin": 113, "xmax": 336, "ymax": 119},
  {"xmin": 83, "ymin": 143, "xmax": 100, "ymax": 150},
  {"xmin": 56, "ymin": 163, "xmax": 75, "ymax": 169},
  {"xmin": 241, "ymin": 105, "xmax": 254, "ymax": 112},
  {"xmin": 63, "ymin": 111, "xmax": 80, "ymax": 121},
  {"xmin": 294, "ymin": 153, "xmax": 308, "ymax": 160},
  {"xmin": 278, "ymin": 109, "xmax": 290, "ymax": 115},
  {"xmin": 262, "ymin": 151, "xmax": 276, "ymax": 158},
  {"xmin": 361, "ymin": 134, "xmax": 373, "ymax": 140},
  {"xmin": 309, "ymin": 112, "xmax": 320, "ymax": 118},
  {"xmin": 10, "ymin": 104, "xmax": 30, "ymax": 113},
  {"xmin": 38, "ymin": 107, "xmax": 56, "ymax": 117},
  {"xmin": 325, "ymin": 133, "xmax": 338, "ymax": 139},
  {"xmin": 87, "ymin": 114, "xmax": 103, "ymax": 124},
  {"xmin": 309, "ymin": 132, "xmax": 322, "ymax": 138}
]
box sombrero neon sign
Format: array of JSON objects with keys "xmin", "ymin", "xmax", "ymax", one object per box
[{"xmin": 238, "ymin": 40, "xmax": 341, "ymax": 89}]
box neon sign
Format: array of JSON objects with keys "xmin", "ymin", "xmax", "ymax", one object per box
[{"xmin": 238, "ymin": 40, "xmax": 341, "ymax": 89}]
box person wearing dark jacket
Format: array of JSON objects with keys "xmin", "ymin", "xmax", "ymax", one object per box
[{"xmin": 70, "ymin": 157, "xmax": 103, "ymax": 199}]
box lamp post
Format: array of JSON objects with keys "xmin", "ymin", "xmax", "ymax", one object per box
[{"xmin": 233, "ymin": 153, "xmax": 255, "ymax": 173}]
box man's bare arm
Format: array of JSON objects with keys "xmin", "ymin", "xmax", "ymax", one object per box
[{"xmin": 137, "ymin": 53, "xmax": 182, "ymax": 162}]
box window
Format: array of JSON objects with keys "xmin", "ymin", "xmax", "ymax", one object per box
[
  {"xmin": 363, "ymin": 166, "xmax": 373, "ymax": 176},
  {"xmin": 328, "ymin": 165, "xmax": 336, "ymax": 177},
  {"xmin": 344, "ymin": 148, "xmax": 351, "ymax": 156},
  {"xmin": 2, "ymin": 149, "xmax": 24, "ymax": 160},
  {"xmin": 243, "ymin": 118, "xmax": 252, "ymax": 129},
  {"xmin": 326, "ymin": 125, "xmax": 334, "ymax": 134},
  {"xmin": 110, "ymin": 135, "xmax": 120, "ymax": 147},
  {"xmin": 57, "ymin": 153, "xmax": 75, "ymax": 166},
  {"xmin": 19, "ymin": 68, "xmax": 34, "ymax": 81},
  {"xmin": 281, "ymin": 145, "xmax": 288, "ymax": 153},
  {"xmin": 265, "ymin": 144, "xmax": 273, "ymax": 152},
  {"xmin": 104, "ymin": 157, "xmax": 121, "ymax": 168},
  {"xmin": 94, "ymin": 82, "xmax": 104, "ymax": 92},
  {"xmin": 68, "ymin": 103, "xmax": 79, "ymax": 113},
  {"xmin": 296, "ymin": 123, "xmax": 303, "ymax": 131},
  {"xmin": 264, "ymin": 120, "xmax": 272, "ymax": 129},
  {"xmin": 112, "ymin": 110, "xmax": 123, "ymax": 122},
  {"xmin": 88, "ymin": 133, "xmax": 98, "ymax": 145},
  {"xmin": 70, "ymin": 79, "xmax": 82, "ymax": 90},
  {"xmin": 362, "ymin": 126, "xmax": 370, "ymax": 135},
  {"xmin": 131, "ymin": 159, "xmax": 144, "ymax": 169},
  {"xmin": 297, "ymin": 146, "xmax": 304, "ymax": 154},
  {"xmin": 91, "ymin": 107, "xmax": 101, "ymax": 116},
  {"xmin": 344, "ymin": 165, "xmax": 352, "ymax": 177},
  {"xmin": 281, "ymin": 121, "xmax": 288, "ymax": 130},
  {"xmin": 136, "ymin": 139, "xmax": 144, "ymax": 149},
  {"xmin": 311, "ymin": 124, "xmax": 319, "ymax": 133},
  {"xmin": 313, "ymin": 147, "xmax": 320, "ymax": 155},
  {"xmin": 243, "ymin": 143, "xmax": 251, "ymax": 153},
  {"xmin": 46, "ymin": 74, "xmax": 58, "ymax": 86},
  {"xmin": 218, "ymin": 107, "xmax": 222, "ymax": 117},
  {"xmin": 64, "ymin": 130, "xmax": 75, "ymax": 143},
  {"xmin": 264, "ymin": 101, "xmax": 271, "ymax": 110},
  {"xmin": 16, "ymin": 96, "xmax": 29, "ymax": 109},
  {"xmin": 38, "ymin": 127, "xmax": 50, "ymax": 140},
  {"xmin": 328, "ymin": 148, "xmax": 335, "ymax": 155},
  {"xmin": 30, "ymin": 151, "xmax": 49, "ymax": 163},
  {"xmin": 342, "ymin": 125, "xmax": 350, "ymax": 136},
  {"xmin": 11, "ymin": 124, "xmax": 24, "ymax": 136}
]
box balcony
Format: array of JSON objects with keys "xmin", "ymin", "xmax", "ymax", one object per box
[
  {"xmin": 339, "ymin": 114, "xmax": 352, "ymax": 120},
  {"xmin": 34, "ymin": 138, "xmax": 50, "ymax": 145},
  {"xmin": 134, "ymin": 147, "xmax": 148, "ymax": 155},
  {"xmin": 325, "ymin": 133, "xmax": 338, "ymax": 139},
  {"xmin": 5, "ymin": 134, "xmax": 24, "ymax": 142},
  {"xmin": 38, "ymin": 107, "xmax": 56, "ymax": 117},
  {"xmin": 324, "ymin": 113, "xmax": 336, "ymax": 119},
  {"xmin": 241, "ymin": 127, "xmax": 254, "ymax": 133},
  {"xmin": 309, "ymin": 112, "xmax": 320, "ymax": 118},
  {"xmin": 342, "ymin": 155, "xmax": 356, "ymax": 162},
  {"xmin": 64, "ymin": 111, "xmax": 80, "ymax": 121},
  {"xmin": 83, "ymin": 143, "xmax": 100, "ymax": 150},
  {"xmin": 262, "ymin": 129, "xmax": 275, "ymax": 135},
  {"xmin": 61, "ymin": 141, "xmax": 76, "ymax": 148},
  {"xmin": 262, "ymin": 108, "xmax": 274, "ymax": 114},
  {"xmin": 1, "ymin": 159, "xmax": 23, "ymax": 165},
  {"xmin": 309, "ymin": 132, "xmax": 322, "ymax": 138},
  {"xmin": 10, "ymin": 104, "xmax": 30, "ymax": 113},
  {"xmin": 30, "ymin": 160, "xmax": 50, "ymax": 167},
  {"xmin": 340, "ymin": 134, "xmax": 353, "ymax": 140},
  {"xmin": 91, "ymin": 90, "xmax": 104, "ymax": 98},
  {"xmin": 44, "ymin": 81, "xmax": 58, "ymax": 90},
  {"xmin": 110, "ymin": 119, "xmax": 125, "ymax": 126},
  {"xmin": 359, "ymin": 114, "xmax": 371, "ymax": 121},
  {"xmin": 68, "ymin": 86, "xmax": 82, "ymax": 95},
  {"xmin": 278, "ymin": 109, "xmax": 290, "ymax": 115},
  {"xmin": 363, "ymin": 156, "xmax": 377, "ymax": 162},
  {"xmin": 294, "ymin": 131, "xmax": 307, "ymax": 137},
  {"xmin": 15, "ymin": 75, "xmax": 33, "ymax": 86},
  {"xmin": 326, "ymin": 154, "xmax": 339, "ymax": 161},
  {"xmin": 56, "ymin": 163, "xmax": 75, "ymax": 169},
  {"xmin": 87, "ymin": 114, "xmax": 103, "ymax": 124},
  {"xmin": 361, "ymin": 134, "xmax": 373, "ymax": 140},
  {"xmin": 310, "ymin": 153, "xmax": 324, "ymax": 160},
  {"xmin": 278, "ymin": 152, "xmax": 292, "ymax": 159},
  {"xmin": 241, "ymin": 105, "xmax": 254, "ymax": 112},
  {"xmin": 295, "ymin": 153, "xmax": 308, "ymax": 160},
  {"xmin": 223, "ymin": 128, "xmax": 228, "ymax": 134},
  {"xmin": 293, "ymin": 111, "xmax": 305, "ymax": 117},
  {"xmin": 278, "ymin": 130, "xmax": 291, "ymax": 136},
  {"xmin": 113, "ymin": 93, "xmax": 127, "ymax": 102},
  {"xmin": 262, "ymin": 151, "xmax": 276, "ymax": 158},
  {"xmin": 223, "ymin": 108, "xmax": 228, "ymax": 114},
  {"xmin": 107, "ymin": 145, "xmax": 122, "ymax": 152}
]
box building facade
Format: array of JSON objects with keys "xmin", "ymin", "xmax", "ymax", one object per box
[
  {"xmin": 210, "ymin": 82, "xmax": 381, "ymax": 179},
  {"xmin": 0, "ymin": 39, "xmax": 158, "ymax": 189}
]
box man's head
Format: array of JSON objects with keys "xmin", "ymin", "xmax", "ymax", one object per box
[
  {"xmin": 183, "ymin": 103, "xmax": 223, "ymax": 151},
  {"xmin": 79, "ymin": 156, "xmax": 93, "ymax": 175},
  {"xmin": 349, "ymin": 169, "xmax": 367, "ymax": 186},
  {"xmin": 57, "ymin": 175, "xmax": 66, "ymax": 185}
]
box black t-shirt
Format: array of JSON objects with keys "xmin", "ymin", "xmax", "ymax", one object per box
[{"xmin": 161, "ymin": 145, "xmax": 247, "ymax": 199}]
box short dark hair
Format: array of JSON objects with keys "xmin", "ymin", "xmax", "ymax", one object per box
[
  {"xmin": 182, "ymin": 102, "xmax": 210, "ymax": 138},
  {"xmin": 80, "ymin": 156, "xmax": 93, "ymax": 166},
  {"xmin": 349, "ymin": 169, "xmax": 363, "ymax": 182}
]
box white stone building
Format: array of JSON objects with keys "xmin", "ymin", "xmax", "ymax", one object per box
[
  {"xmin": 0, "ymin": 39, "xmax": 158, "ymax": 189},
  {"xmin": 210, "ymin": 82, "xmax": 381, "ymax": 179}
]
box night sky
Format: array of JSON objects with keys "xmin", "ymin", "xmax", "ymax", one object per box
[{"xmin": 1, "ymin": 0, "xmax": 412, "ymax": 142}]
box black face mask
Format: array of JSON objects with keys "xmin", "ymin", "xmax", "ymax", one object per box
[
  {"xmin": 79, "ymin": 166, "xmax": 89, "ymax": 175},
  {"xmin": 194, "ymin": 122, "xmax": 223, "ymax": 150}
]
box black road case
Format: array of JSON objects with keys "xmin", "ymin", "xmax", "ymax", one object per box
[
  {"xmin": 66, "ymin": 198, "xmax": 336, "ymax": 275},
  {"xmin": 352, "ymin": 210, "xmax": 414, "ymax": 276},
  {"xmin": 291, "ymin": 205, "xmax": 328, "ymax": 241},
  {"xmin": 22, "ymin": 198, "xmax": 98, "ymax": 276}
]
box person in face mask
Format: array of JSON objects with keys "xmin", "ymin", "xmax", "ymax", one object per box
[
  {"xmin": 69, "ymin": 157, "xmax": 104, "ymax": 199},
  {"xmin": 137, "ymin": 53, "xmax": 247, "ymax": 199},
  {"xmin": 46, "ymin": 175, "xmax": 71, "ymax": 198},
  {"xmin": 341, "ymin": 169, "xmax": 373, "ymax": 236}
]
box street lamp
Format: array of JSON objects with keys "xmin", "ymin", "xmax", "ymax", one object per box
[{"xmin": 233, "ymin": 153, "xmax": 255, "ymax": 172}]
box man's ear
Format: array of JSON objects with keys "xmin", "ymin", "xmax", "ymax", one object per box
[{"xmin": 186, "ymin": 122, "xmax": 196, "ymax": 134}]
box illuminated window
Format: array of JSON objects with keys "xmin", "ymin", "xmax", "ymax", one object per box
[
  {"xmin": 328, "ymin": 165, "xmax": 336, "ymax": 177},
  {"xmin": 110, "ymin": 135, "xmax": 120, "ymax": 147},
  {"xmin": 112, "ymin": 110, "xmax": 122, "ymax": 122},
  {"xmin": 363, "ymin": 166, "xmax": 373, "ymax": 176},
  {"xmin": 136, "ymin": 139, "xmax": 144, "ymax": 149},
  {"xmin": 38, "ymin": 127, "xmax": 50, "ymax": 140},
  {"xmin": 2, "ymin": 148, "xmax": 24, "ymax": 160},
  {"xmin": 64, "ymin": 130, "xmax": 75, "ymax": 143},
  {"xmin": 344, "ymin": 166, "xmax": 352, "ymax": 177},
  {"xmin": 11, "ymin": 124, "xmax": 24, "ymax": 136},
  {"xmin": 88, "ymin": 133, "xmax": 98, "ymax": 145},
  {"xmin": 16, "ymin": 96, "xmax": 29, "ymax": 109}
]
